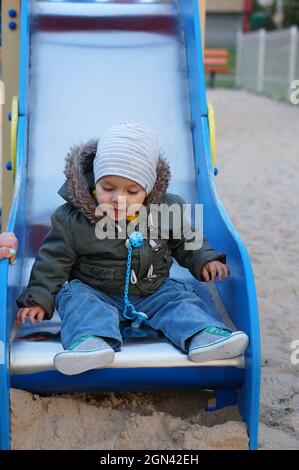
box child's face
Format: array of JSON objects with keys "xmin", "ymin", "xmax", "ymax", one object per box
[{"xmin": 96, "ymin": 175, "xmax": 146, "ymax": 221}]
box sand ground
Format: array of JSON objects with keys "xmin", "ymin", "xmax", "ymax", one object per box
[{"xmin": 6, "ymin": 89, "xmax": 299, "ymax": 449}]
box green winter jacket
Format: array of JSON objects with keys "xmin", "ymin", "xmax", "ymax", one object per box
[{"xmin": 16, "ymin": 139, "xmax": 226, "ymax": 319}]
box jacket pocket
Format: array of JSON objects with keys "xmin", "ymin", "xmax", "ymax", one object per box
[{"xmin": 80, "ymin": 263, "xmax": 117, "ymax": 280}]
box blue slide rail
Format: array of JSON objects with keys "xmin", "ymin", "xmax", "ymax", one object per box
[
  {"xmin": 0, "ymin": 0, "xmax": 30, "ymax": 450},
  {"xmin": 0, "ymin": 0, "xmax": 261, "ymax": 450}
]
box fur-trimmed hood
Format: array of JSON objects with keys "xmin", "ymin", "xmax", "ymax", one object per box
[{"xmin": 58, "ymin": 138, "xmax": 171, "ymax": 224}]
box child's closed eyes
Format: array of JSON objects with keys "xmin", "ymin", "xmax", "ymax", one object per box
[{"xmin": 103, "ymin": 187, "xmax": 139, "ymax": 195}]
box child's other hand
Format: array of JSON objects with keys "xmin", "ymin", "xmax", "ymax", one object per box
[
  {"xmin": 201, "ymin": 261, "xmax": 230, "ymax": 282},
  {"xmin": 17, "ymin": 306, "xmax": 46, "ymax": 325}
]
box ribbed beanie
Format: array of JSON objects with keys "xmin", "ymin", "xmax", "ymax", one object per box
[{"xmin": 93, "ymin": 121, "xmax": 160, "ymax": 195}]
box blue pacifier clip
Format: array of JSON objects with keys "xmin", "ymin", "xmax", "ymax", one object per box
[{"xmin": 123, "ymin": 231, "xmax": 149, "ymax": 329}]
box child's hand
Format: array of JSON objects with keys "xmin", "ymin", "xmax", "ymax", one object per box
[
  {"xmin": 17, "ymin": 306, "xmax": 46, "ymax": 325},
  {"xmin": 0, "ymin": 232, "xmax": 18, "ymax": 265},
  {"xmin": 201, "ymin": 261, "xmax": 230, "ymax": 282}
]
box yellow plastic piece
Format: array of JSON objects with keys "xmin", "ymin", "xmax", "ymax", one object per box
[
  {"xmin": 126, "ymin": 212, "xmax": 139, "ymax": 222},
  {"xmin": 11, "ymin": 95, "xmax": 18, "ymax": 180},
  {"xmin": 207, "ymin": 101, "xmax": 216, "ymax": 168}
]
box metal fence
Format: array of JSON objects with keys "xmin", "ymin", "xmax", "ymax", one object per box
[{"xmin": 236, "ymin": 26, "xmax": 299, "ymax": 102}]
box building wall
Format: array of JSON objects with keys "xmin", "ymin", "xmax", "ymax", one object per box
[
  {"xmin": 206, "ymin": 13, "xmax": 243, "ymax": 48},
  {"xmin": 206, "ymin": 0, "xmax": 243, "ymax": 13}
]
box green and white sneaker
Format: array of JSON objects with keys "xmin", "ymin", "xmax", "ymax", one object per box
[
  {"xmin": 188, "ymin": 327, "xmax": 249, "ymax": 363},
  {"xmin": 54, "ymin": 335, "xmax": 115, "ymax": 375}
]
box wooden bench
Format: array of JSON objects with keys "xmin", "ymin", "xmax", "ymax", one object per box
[{"xmin": 204, "ymin": 49, "xmax": 230, "ymax": 88}]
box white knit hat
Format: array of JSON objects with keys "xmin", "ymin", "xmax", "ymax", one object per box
[{"xmin": 93, "ymin": 121, "xmax": 160, "ymax": 195}]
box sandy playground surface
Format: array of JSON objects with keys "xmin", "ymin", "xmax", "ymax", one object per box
[{"xmin": 8, "ymin": 89, "xmax": 299, "ymax": 449}]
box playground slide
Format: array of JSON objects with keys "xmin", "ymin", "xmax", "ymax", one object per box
[{"xmin": 0, "ymin": 0, "xmax": 261, "ymax": 450}]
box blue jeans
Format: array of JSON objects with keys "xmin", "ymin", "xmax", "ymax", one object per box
[{"xmin": 55, "ymin": 278, "xmax": 230, "ymax": 353}]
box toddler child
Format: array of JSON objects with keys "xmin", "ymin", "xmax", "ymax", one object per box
[{"xmin": 17, "ymin": 122, "xmax": 248, "ymax": 375}]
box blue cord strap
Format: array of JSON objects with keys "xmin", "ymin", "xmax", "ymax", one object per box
[{"xmin": 123, "ymin": 231, "xmax": 148, "ymax": 329}]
